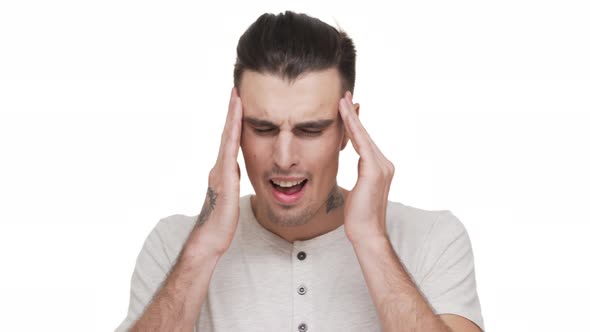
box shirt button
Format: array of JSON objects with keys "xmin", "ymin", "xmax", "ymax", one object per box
[
  {"xmin": 297, "ymin": 251, "xmax": 306, "ymax": 260},
  {"xmin": 298, "ymin": 323, "xmax": 308, "ymax": 331},
  {"xmin": 297, "ymin": 285, "xmax": 307, "ymax": 295}
]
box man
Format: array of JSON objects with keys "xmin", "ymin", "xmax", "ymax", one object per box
[{"xmin": 116, "ymin": 10, "xmax": 484, "ymax": 332}]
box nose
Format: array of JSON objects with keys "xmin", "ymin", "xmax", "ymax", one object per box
[{"xmin": 272, "ymin": 131, "xmax": 299, "ymax": 170}]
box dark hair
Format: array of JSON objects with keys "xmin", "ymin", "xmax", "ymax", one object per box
[{"xmin": 233, "ymin": 10, "xmax": 356, "ymax": 96}]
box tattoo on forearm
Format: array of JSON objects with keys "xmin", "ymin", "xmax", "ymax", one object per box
[
  {"xmin": 326, "ymin": 185, "xmax": 344, "ymax": 213},
  {"xmin": 196, "ymin": 187, "xmax": 217, "ymax": 227}
]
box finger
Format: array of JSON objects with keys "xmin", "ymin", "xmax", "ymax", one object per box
[
  {"xmin": 224, "ymin": 91, "xmax": 243, "ymax": 163},
  {"xmin": 338, "ymin": 92, "xmax": 373, "ymax": 160},
  {"xmin": 217, "ymin": 87, "xmax": 240, "ymax": 161},
  {"xmin": 342, "ymin": 91, "xmax": 390, "ymax": 162}
]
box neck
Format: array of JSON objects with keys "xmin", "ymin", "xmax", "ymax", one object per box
[{"xmin": 251, "ymin": 186, "xmax": 349, "ymax": 243}]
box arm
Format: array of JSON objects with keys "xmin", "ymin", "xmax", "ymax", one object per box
[
  {"xmin": 129, "ymin": 230, "xmax": 221, "ymax": 332},
  {"xmin": 351, "ymin": 235, "xmax": 480, "ymax": 332},
  {"xmin": 119, "ymin": 87, "xmax": 244, "ymax": 331},
  {"xmin": 338, "ymin": 91, "xmax": 482, "ymax": 332}
]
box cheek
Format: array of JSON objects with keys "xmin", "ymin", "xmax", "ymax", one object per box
[
  {"xmin": 304, "ymin": 136, "xmax": 341, "ymax": 169},
  {"xmin": 242, "ymin": 135, "xmax": 267, "ymax": 168},
  {"xmin": 319, "ymin": 131, "xmax": 342, "ymax": 155}
]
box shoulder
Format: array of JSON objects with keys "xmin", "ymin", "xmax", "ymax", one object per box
[
  {"xmin": 155, "ymin": 213, "xmax": 198, "ymax": 240},
  {"xmin": 384, "ymin": 201, "xmax": 470, "ymax": 272},
  {"xmin": 385, "ymin": 201, "xmax": 465, "ymax": 241},
  {"xmin": 145, "ymin": 213, "xmax": 198, "ymax": 263},
  {"xmin": 386, "ymin": 203, "xmax": 484, "ymax": 330},
  {"xmin": 149, "ymin": 195, "xmax": 253, "ymax": 258}
]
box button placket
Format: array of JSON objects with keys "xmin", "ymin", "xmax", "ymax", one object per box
[{"xmin": 293, "ymin": 245, "xmax": 312, "ymax": 332}]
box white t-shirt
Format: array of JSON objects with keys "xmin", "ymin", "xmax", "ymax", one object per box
[{"xmin": 116, "ymin": 195, "xmax": 484, "ymax": 331}]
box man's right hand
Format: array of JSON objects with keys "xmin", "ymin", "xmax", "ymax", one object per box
[
  {"xmin": 128, "ymin": 89, "xmax": 243, "ymax": 332},
  {"xmin": 185, "ymin": 87, "xmax": 243, "ymax": 258}
]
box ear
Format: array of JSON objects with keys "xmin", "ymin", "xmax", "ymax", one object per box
[{"xmin": 340, "ymin": 102, "xmax": 360, "ymax": 151}]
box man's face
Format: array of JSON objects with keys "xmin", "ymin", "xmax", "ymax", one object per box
[{"xmin": 239, "ymin": 67, "xmax": 348, "ymax": 226}]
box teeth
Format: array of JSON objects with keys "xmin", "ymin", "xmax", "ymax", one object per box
[{"xmin": 272, "ymin": 179, "xmax": 305, "ymax": 188}]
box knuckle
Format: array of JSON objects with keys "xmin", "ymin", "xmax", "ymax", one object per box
[
  {"xmin": 208, "ymin": 167, "xmax": 219, "ymax": 183},
  {"xmin": 375, "ymin": 160, "xmax": 395, "ymax": 181},
  {"xmin": 375, "ymin": 168, "xmax": 387, "ymax": 182},
  {"xmin": 386, "ymin": 161, "xmax": 395, "ymax": 174}
]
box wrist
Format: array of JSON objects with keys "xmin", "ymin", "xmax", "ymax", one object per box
[
  {"xmin": 181, "ymin": 233, "xmax": 225, "ymax": 266},
  {"xmin": 350, "ymin": 233, "xmax": 391, "ymax": 254}
]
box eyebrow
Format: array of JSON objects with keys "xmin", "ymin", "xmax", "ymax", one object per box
[{"xmin": 244, "ymin": 117, "xmax": 334, "ymax": 129}]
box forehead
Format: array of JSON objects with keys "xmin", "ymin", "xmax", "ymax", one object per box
[{"xmin": 239, "ymin": 68, "xmax": 342, "ymax": 120}]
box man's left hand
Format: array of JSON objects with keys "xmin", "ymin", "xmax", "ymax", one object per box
[{"xmin": 338, "ymin": 91, "xmax": 395, "ymax": 246}]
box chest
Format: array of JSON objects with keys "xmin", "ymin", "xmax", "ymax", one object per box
[{"xmin": 196, "ymin": 243, "xmax": 382, "ymax": 331}]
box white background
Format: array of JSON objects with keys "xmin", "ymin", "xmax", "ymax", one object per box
[{"xmin": 1, "ymin": 1, "xmax": 589, "ymax": 331}]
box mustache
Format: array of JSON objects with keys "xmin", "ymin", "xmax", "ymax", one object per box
[{"xmin": 264, "ymin": 166, "xmax": 311, "ymax": 179}]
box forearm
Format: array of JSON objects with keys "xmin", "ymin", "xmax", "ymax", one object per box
[
  {"xmin": 130, "ymin": 231, "xmax": 221, "ymax": 332},
  {"xmin": 352, "ymin": 235, "xmax": 451, "ymax": 332}
]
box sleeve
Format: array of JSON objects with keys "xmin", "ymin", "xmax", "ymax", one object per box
[
  {"xmin": 114, "ymin": 218, "xmax": 175, "ymax": 332},
  {"xmin": 418, "ymin": 210, "xmax": 485, "ymax": 331}
]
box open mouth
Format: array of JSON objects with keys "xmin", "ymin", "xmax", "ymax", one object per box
[
  {"xmin": 270, "ymin": 179, "xmax": 308, "ymax": 194},
  {"xmin": 269, "ymin": 179, "xmax": 308, "ymax": 205}
]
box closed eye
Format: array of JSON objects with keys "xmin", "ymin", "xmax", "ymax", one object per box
[
  {"xmin": 297, "ymin": 128, "xmax": 322, "ymax": 137},
  {"xmin": 251, "ymin": 127, "xmax": 323, "ymax": 137},
  {"xmin": 253, "ymin": 127, "xmax": 277, "ymax": 135}
]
